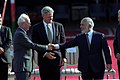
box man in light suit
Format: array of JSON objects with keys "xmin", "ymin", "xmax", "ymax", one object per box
[
  {"xmin": 53, "ymin": 17, "xmax": 112, "ymax": 80},
  {"xmin": 32, "ymin": 6, "xmax": 66, "ymax": 80},
  {"xmin": 113, "ymin": 9, "xmax": 120, "ymax": 79},
  {"xmin": 0, "ymin": 14, "xmax": 12, "ymax": 80},
  {"xmin": 13, "ymin": 13, "xmax": 56, "ymax": 80}
]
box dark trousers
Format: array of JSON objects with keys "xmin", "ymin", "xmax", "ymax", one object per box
[
  {"xmin": 39, "ymin": 66, "xmax": 61, "ymax": 80},
  {"xmin": 0, "ymin": 61, "xmax": 8, "ymax": 80},
  {"xmin": 117, "ymin": 61, "xmax": 120, "ymax": 79},
  {"xmin": 82, "ymin": 71, "xmax": 104, "ymax": 80},
  {"xmin": 15, "ymin": 71, "xmax": 31, "ymax": 80},
  {"xmin": 81, "ymin": 66, "xmax": 104, "ymax": 80}
]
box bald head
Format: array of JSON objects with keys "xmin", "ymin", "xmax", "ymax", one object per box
[
  {"xmin": 80, "ymin": 17, "xmax": 94, "ymax": 33},
  {"xmin": 81, "ymin": 17, "xmax": 94, "ymax": 29},
  {"xmin": 17, "ymin": 13, "xmax": 31, "ymax": 31},
  {"xmin": 17, "ymin": 13, "xmax": 30, "ymax": 26}
]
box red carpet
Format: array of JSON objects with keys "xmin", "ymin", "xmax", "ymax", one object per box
[
  {"xmin": 106, "ymin": 39, "xmax": 119, "ymax": 79},
  {"xmin": 31, "ymin": 38, "xmax": 119, "ymax": 80}
]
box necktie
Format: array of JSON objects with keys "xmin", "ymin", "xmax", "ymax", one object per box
[
  {"xmin": 47, "ymin": 24, "xmax": 52, "ymax": 43},
  {"xmin": 86, "ymin": 33, "xmax": 90, "ymax": 50}
]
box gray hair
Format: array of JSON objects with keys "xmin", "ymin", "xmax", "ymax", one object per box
[
  {"xmin": 81, "ymin": 17, "xmax": 94, "ymax": 29},
  {"xmin": 41, "ymin": 6, "xmax": 54, "ymax": 16},
  {"xmin": 17, "ymin": 13, "xmax": 30, "ymax": 26},
  {"xmin": 118, "ymin": 9, "xmax": 120, "ymax": 17}
]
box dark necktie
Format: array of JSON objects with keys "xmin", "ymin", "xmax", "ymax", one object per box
[
  {"xmin": 47, "ymin": 24, "xmax": 52, "ymax": 43},
  {"xmin": 86, "ymin": 33, "xmax": 90, "ymax": 50}
]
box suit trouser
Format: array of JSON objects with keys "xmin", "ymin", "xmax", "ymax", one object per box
[
  {"xmin": 117, "ymin": 61, "xmax": 120, "ymax": 79},
  {"xmin": 81, "ymin": 65, "xmax": 104, "ymax": 80},
  {"xmin": 39, "ymin": 66, "xmax": 61, "ymax": 80},
  {"xmin": 15, "ymin": 71, "xmax": 31, "ymax": 80},
  {"xmin": 0, "ymin": 61, "xmax": 8, "ymax": 80}
]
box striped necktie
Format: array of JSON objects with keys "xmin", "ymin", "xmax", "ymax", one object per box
[
  {"xmin": 47, "ymin": 24, "xmax": 52, "ymax": 43},
  {"xmin": 86, "ymin": 33, "xmax": 90, "ymax": 50}
]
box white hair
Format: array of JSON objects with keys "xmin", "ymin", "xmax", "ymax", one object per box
[
  {"xmin": 41, "ymin": 6, "xmax": 54, "ymax": 16},
  {"xmin": 81, "ymin": 17, "xmax": 94, "ymax": 29},
  {"xmin": 118, "ymin": 9, "xmax": 120, "ymax": 17},
  {"xmin": 17, "ymin": 13, "xmax": 30, "ymax": 26}
]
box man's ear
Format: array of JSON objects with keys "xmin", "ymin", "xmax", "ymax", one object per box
[{"xmin": 89, "ymin": 24, "xmax": 92, "ymax": 29}]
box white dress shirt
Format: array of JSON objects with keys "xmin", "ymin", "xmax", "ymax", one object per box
[
  {"xmin": 43, "ymin": 21, "xmax": 53, "ymax": 41},
  {"xmin": 87, "ymin": 30, "xmax": 93, "ymax": 44}
]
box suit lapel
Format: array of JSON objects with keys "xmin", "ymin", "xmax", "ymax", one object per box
[
  {"xmin": 40, "ymin": 22, "xmax": 57, "ymax": 43},
  {"xmin": 40, "ymin": 22, "xmax": 49, "ymax": 42},
  {"xmin": 90, "ymin": 31, "xmax": 95, "ymax": 50},
  {"xmin": 52, "ymin": 22, "xmax": 56, "ymax": 43},
  {"xmin": 83, "ymin": 33, "xmax": 90, "ymax": 50},
  {"xmin": 0, "ymin": 26, "xmax": 5, "ymax": 42}
]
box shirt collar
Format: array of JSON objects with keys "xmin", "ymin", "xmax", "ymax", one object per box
[
  {"xmin": 43, "ymin": 20, "xmax": 52, "ymax": 27},
  {"xmin": 19, "ymin": 27, "xmax": 26, "ymax": 33},
  {"xmin": 87, "ymin": 29, "xmax": 93, "ymax": 36}
]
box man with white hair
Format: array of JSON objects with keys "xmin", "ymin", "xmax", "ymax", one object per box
[
  {"xmin": 113, "ymin": 9, "xmax": 120, "ymax": 79},
  {"xmin": 13, "ymin": 13, "xmax": 56, "ymax": 80},
  {"xmin": 53, "ymin": 17, "xmax": 112, "ymax": 79},
  {"xmin": 0, "ymin": 13, "xmax": 12, "ymax": 80}
]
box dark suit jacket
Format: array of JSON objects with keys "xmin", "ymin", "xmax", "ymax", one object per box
[
  {"xmin": 32, "ymin": 21, "xmax": 66, "ymax": 67},
  {"xmin": 60, "ymin": 31, "xmax": 112, "ymax": 73},
  {"xmin": 13, "ymin": 28, "xmax": 46, "ymax": 72},
  {"xmin": 113, "ymin": 24, "xmax": 120, "ymax": 63},
  {"xmin": 0, "ymin": 26, "xmax": 12, "ymax": 64}
]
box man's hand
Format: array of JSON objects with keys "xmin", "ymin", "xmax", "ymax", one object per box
[
  {"xmin": 45, "ymin": 52, "xmax": 56, "ymax": 60},
  {"xmin": 48, "ymin": 43, "xmax": 55, "ymax": 51},
  {"xmin": 0, "ymin": 47, "xmax": 4, "ymax": 54},
  {"xmin": 61, "ymin": 58, "xmax": 67, "ymax": 66},
  {"xmin": 63, "ymin": 58, "xmax": 67, "ymax": 63},
  {"xmin": 116, "ymin": 53, "xmax": 120, "ymax": 61},
  {"xmin": 106, "ymin": 64, "xmax": 112, "ymax": 71}
]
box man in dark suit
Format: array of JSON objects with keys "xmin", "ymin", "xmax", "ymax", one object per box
[
  {"xmin": 32, "ymin": 6, "xmax": 66, "ymax": 80},
  {"xmin": 13, "ymin": 13, "xmax": 56, "ymax": 80},
  {"xmin": 52, "ymin": 17, "xmax": 112, "ymax": 79},
  {"xmin": 113, "ymin": 9, "xmax": 120, "ymax": 79},
  {"xmin": 0, "ymin": 14, "xmax": 12, "ymax": 80}
]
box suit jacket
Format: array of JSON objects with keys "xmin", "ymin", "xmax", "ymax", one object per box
[
  {"xmin": 13, "ymin": 28, "xmax": 46, "ymax": 72},
  {"xmin": 32, "ymin": 21, "xmax": 66, "ymax": 67},
  {"xmin": 113, "ymin": 24, "xmax": 120, "ymax": 63},
  {"xmin": 60, "ymin": 31, "xmax": 112, "ymax": 73},
  {"xmin": 0, "ymin": 25, "xmax": 12, "ymax": 64}
]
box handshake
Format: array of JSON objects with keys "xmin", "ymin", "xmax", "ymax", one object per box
[
  {"xmin": 48, "ymin": 43, "xmax": 58, "ymax": 51},
  {"xmin": 45, "ymin": 43, "xmax": 59, "ymax": 60}
]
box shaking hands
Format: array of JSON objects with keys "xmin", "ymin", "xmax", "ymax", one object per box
[
  {"xmin": 45, "ymin": 43, "xmax": 59, "ymax": 60},
  {"xmin": 48, "ymin": 43, "xmax": 59, "ymax": 50}
]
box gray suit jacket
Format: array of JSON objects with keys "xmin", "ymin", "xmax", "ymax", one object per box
[
  {"xmin": 13, "ymin": 28, "xmax": 46, "ymax": 72},
  {"xmin": 0, "ymin": 26, "xmax": 12, "ymax": 64}
]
